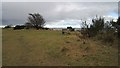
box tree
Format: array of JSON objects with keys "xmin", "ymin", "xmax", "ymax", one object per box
[
  {"xmin": 117, "ymin": 17, "xmax": 120, "ymax": 38},
  {"xmin": 104, "ymin": 21, "xmax": 112, "ymax": 32},
  {"xmin": 27, "ymin": 13, "xmax": 45, "ymax": 29},
  {"xmin": 92, "ymin": 16, "xmax": 104, "ymax": 31},
  {"xmin": 81, "ymin": 20, "xmax": 90, "ymax": 37},
  {"xmin": 91, "ymin": 16, "xmax": 105, "ymax": 35},
  {"xmin": 81, "ymin": 20, "xmax": 88, "ymax": 29},
  {"xmin": 110, "ymin": 16, "xmax": 120, "ymax": 38}
]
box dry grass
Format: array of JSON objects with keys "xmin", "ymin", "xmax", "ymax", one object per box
[{"xmin": 2, "ymin": 29, "xmax": 118, "ymax": 66}]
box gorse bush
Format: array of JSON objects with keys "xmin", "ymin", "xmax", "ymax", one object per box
[
  {"xmin": 90, "ymin": 16, "xmax": 105, "ymax": 36},
  {"xmin": 80, "ymin": 16, "xmax": 105, "ymax": 38},
  {"xmin": 80, "ymin": 16, "xmax": 119, "ymax": 46}
]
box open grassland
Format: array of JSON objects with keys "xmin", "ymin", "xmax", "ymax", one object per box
[
  {"xmin": 0, "ymin": 29, "xmax": 2, "ymax": 66},
  {"xmin": 2, "ymin": 29, "xmax": 118, "ymax": 66}
]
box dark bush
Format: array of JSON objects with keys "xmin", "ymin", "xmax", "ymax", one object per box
[
  {"xmin": 25, "ymin": 22, "xmax": 33, "ymax": 29},
  {"xmin": 4, "ymin": 25, "xmax": 12, "ymax": 28},
  {"xmin": 67, "ymin": 26, "xmax": 74, "ymax": 31},
  {"xmin": 42, "ymin": 28, "xmax": 49, "ymax": 30},
  {"xmin": 13, "ymin": 25, "xmax": 25, "ymax": 30}
]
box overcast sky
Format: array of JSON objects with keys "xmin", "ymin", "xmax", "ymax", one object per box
[
  {"xmin": 1, "ymin": 2, "xmax": 118, "ymax": 28},
  {"xmin": 1, "ymin": 0, "xmax": 120, "ymax": 2}
]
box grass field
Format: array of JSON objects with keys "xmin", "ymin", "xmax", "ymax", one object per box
[{"xmin": 2, "ymin": 29, "xmax": 118, "ymax": 66}]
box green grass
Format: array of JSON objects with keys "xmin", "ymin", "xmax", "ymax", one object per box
[{"xmin": 2, "ymin": 28, "xmax": 118, "ymax": 66}]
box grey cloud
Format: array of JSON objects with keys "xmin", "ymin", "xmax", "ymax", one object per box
[
  {"xmin": 0, "ymin": 2, "xmax": 2, "ymax": 25},
  {"xmin": 2, "ymin": 0, "xmax": 120, "ymax": 2},
  {"xmin": 2, "ymin": 2, "xmax": 118, "ymax": 26}
]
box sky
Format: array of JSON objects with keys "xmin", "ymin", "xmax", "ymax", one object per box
[
  {"xmin": 1, "ymin": 0, "xmax": 120, "ymax": 2},
  {"xmin": 1, "ymin": 2, "xmax": 119, "ymax": 28}
]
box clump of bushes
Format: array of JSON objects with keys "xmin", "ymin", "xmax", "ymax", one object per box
[
  {"xmin": 80, "ymin": 16, "xmax": 119, "ymax": 46},
  {"xmin": 67, "ymin": 26, "xmax": 75, "ymax": 31},
  {"xmin": 4, "ymin": 25, "xmax": 12, "ymax": 28},
  {"xmin": 13, "ymin": 25, "xmax": 25, "ymax": 30}
]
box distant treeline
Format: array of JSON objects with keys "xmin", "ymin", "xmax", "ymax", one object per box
[{"xmin": 4, "ymin": 25, "xmax": 50, "ymax": 30}]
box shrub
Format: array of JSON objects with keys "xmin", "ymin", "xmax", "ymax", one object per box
[
  {"xmin": 13, "ymin": 25, "xmax": 25, "ymax": 30},
  {"xmin": 4, "ymin": 25, "xmax": 12, "ymax": 28}
]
